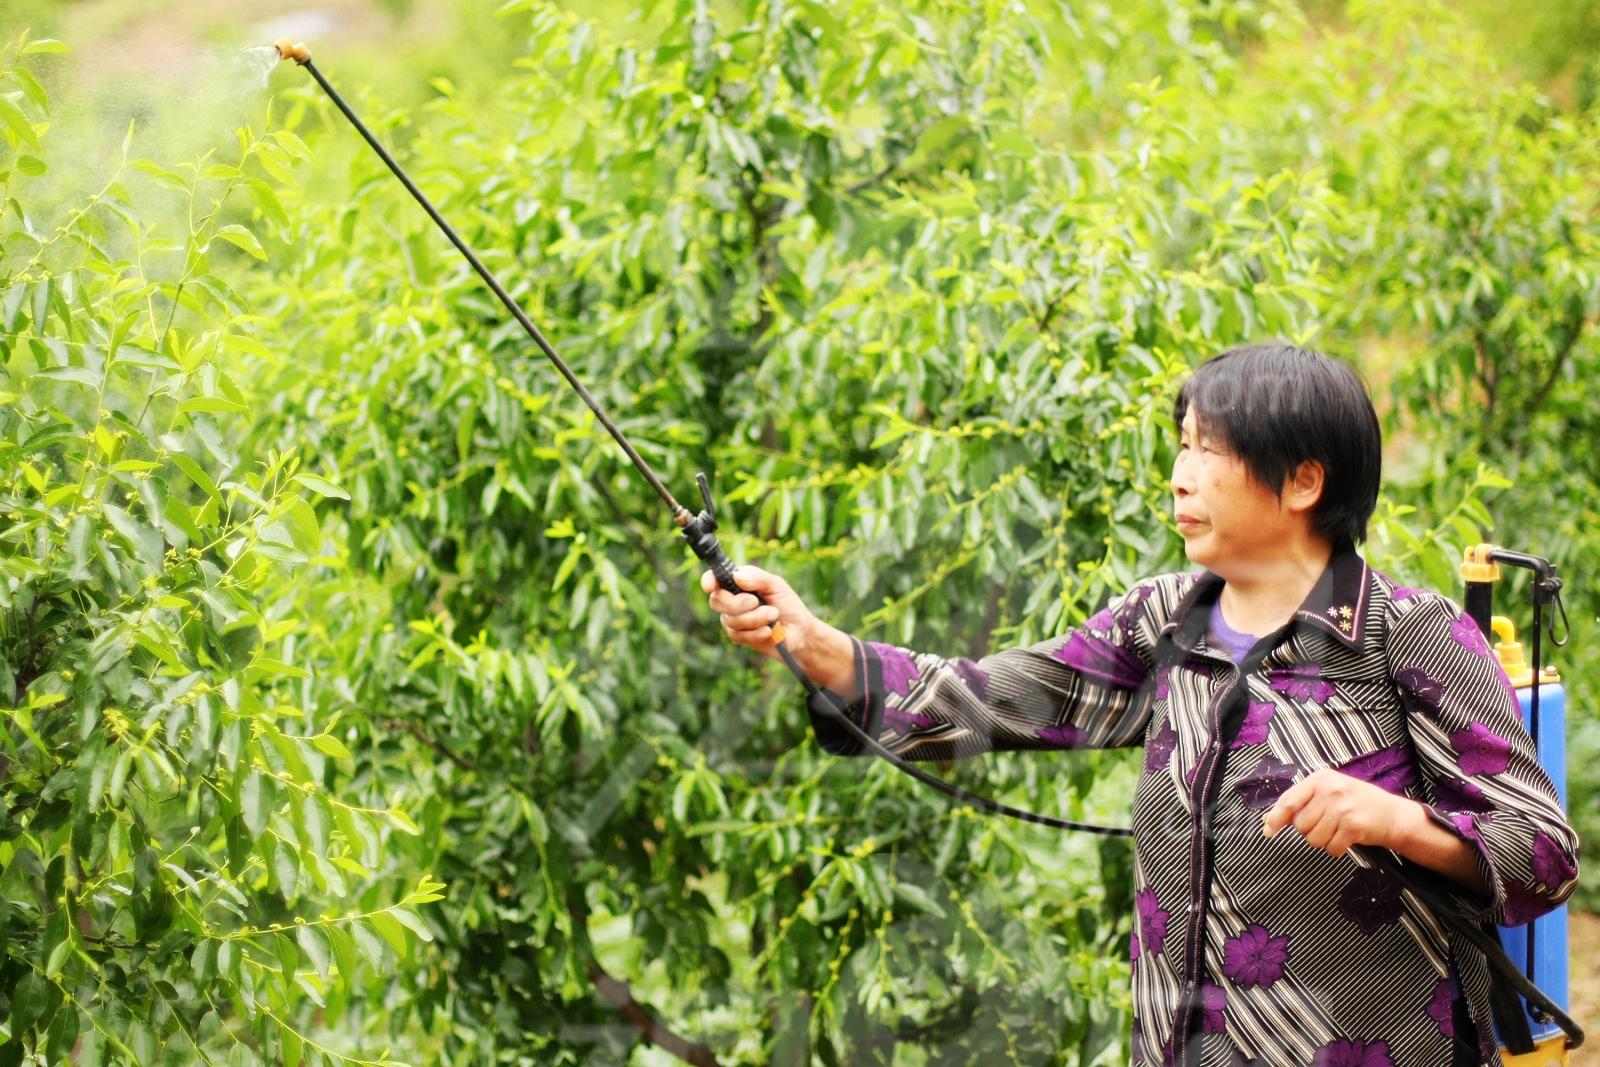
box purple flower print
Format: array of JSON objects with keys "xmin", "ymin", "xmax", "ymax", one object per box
[
  {"xmin": 1199, "ymin": 982, "xmax": 1227, "ymax": 1033},
  {"xmin": 1450, "ymin": 722, "xmax": 1511, "ymax": 776},
  {"xmin": 1237, "ymin": 755, "xmax": 1298, "ymax": 812},
  {"xmin": 1478, "ymin": 1023, "xmax": 1498, "ymax": 1063},
  {"xmin": 1116, "ymin": 583, "xmax": 1155, "ymax": 632},
  {"xmin": 869, "ymin": 643, "xmax": 920, "ymax": 697},
  {"xmin": 1129, "ymin": 927, "xmax": 1140, "ymax": 963},
  {"xmin": 1229, "ymin": 702, "xmax": 1275, "ymax": 749},
  {"xmin": 1186, "ymin": 658, "xmax": 1215, "ymax": 680},
  {"xmin": 1392, "ymin": 584, "xmax": 1422, "ymax": 601},
  {"xmin": 1434, "ymin": 775, "xmax": 1495, "ymax": 814},
  {"xmin": 1502, "ymin": 881, "xmax": 1553, "ymax": 926},
  {"xmin": 951, "ymin": 657, "xmax": 990, "ymax": 700},
  {"xmin": 1447, "ymin": 812, "xmax": 1484, "ymax": 846},
  {"xmin": 1312, "ymin": 1039, "xmax": 1394, "ymax": 1067},
  {"xmin": 1394, "ymin": 666, "xmax": 1444, "ymax": 718},
  {"xmin": 1269, "ymin": 663, "xmax": 1335, "ymax": 703},
  {"xmin": 1086, "ymin": 607, "xmax": 1116, "ymax": 632},
  {"xmin": 1145, "ymin": 720, "xmax": 1178, "ymax": 772},
  {"xmin": 1532, "ymin": 831, "xmax": 1578, "ymax": 891},
  {"xmin": 1056, "ymin": 631, "xmax": 1146, "ymax": 690},
  {"xmin": 1222, "ymin": 924, "xmax": 1290, "ymax": 988},
  {"xmin": 884, "ymin": 706, "xmax": 935, "ymax": 734},
  {"xmin": 1338, "ymin": 868, "xmax": 1402, "ymax": 935},
  {"xmin": 1450, "ymin": 612, "xmax": 1491, "ymax": 657},
  {"xmin": 1155, "ymin": 664, "xmax": 1172, "ymax": 700},
  {"xmin": 1336, "ymin": 746, "xmax": 1419, "ymax": 796},
  {"xmin": 1136, "ymin": 888, "xmax": 1169, "ymax": 956},
  {"xmin": 1039, "ymin": 722, "xmax": 1090, "ymax": 748},
  {"xmin": 1426, "ymin": 979, "xmax": 1455, "ymax": 1037}
]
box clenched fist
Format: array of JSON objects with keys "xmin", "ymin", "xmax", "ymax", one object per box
[
  {"xmin": 699, "ymin": 565, "xmax": 859, "ymax": 697},
  {"xmin": 699, "ymin": 565, "xmax": 813, "ymax": 656}
]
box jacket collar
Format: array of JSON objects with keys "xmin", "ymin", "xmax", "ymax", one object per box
[{"xmin": 1159, "ymin": 543, "xmax": 1372, "ymax": 652}]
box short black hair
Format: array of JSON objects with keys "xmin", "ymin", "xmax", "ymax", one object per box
[{"xmin": 1172, "ymin": 342, "xmax": 1382, "ymax": 547}]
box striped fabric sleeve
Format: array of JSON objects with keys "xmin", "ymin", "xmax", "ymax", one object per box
[
  {"xmin": 1388, "ymin": 591, "xmax": 1581, "ymax": 925},
  {"xmin": 805, "ymin": 578, "xmax": 1165, "ymax": 761}
]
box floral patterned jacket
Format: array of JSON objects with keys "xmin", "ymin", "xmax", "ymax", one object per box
[{"xmin": 807, "ymin": 546, "xmax": 1580, "ymax": 1066}]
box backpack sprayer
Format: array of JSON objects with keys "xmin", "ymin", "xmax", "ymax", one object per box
[
  {"xmin": 1460, "ymin": 546, "xmax": 1577, "ymax": 1063},
  {"xmin": 272, "ymin": 39, "xmax": 1581, "ymax": 1057}
]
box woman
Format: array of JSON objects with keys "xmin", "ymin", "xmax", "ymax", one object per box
[{"xmin": 701, "ymin": 343, "xmax": 1580, "ymax": 1066}]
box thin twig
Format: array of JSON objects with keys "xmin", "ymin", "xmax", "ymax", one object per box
[{"xmin": 386, "ymin": 717, "xmax": 475, "ymax": 772}]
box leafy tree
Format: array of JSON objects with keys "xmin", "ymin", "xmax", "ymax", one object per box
[
  {"xmin": 0, "ymin": 33, "xmax": 437, "ymax": 1066},
  {"xmin": 3, "ymin": 0, "xmax": 1594, "ymax": 1063}
]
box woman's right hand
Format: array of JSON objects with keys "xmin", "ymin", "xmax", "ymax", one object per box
[
  {"xmin": 699, "ymin": 565, "xmax": 815, "ymax": 661},
  {"xmin": 700, "ymin": 565, "xmax": 860, "ymax": 696}
]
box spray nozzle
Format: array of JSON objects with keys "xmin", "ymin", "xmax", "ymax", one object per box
[{"xmin": 274, "ymin": 39, "xmax": 311, "ymax": 65}]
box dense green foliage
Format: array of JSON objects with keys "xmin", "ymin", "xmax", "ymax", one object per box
[{"xmin": 1, "ymin": 1, "xmax": 1595, "ymax": 1064}]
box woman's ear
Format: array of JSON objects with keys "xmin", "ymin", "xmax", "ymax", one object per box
[{"xmin": 1283, "ymin": 460, "xmax": 1325, "ymax": 515}]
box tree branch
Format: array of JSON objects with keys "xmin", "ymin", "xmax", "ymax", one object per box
[
  {"xmin": 847, "ymin": 156, "xmax": 900, "ymax": 197},
  {"xmin": 1525, "ymin": 308, "xmax": 1590, "ymax": 417},
  {"xmin": 968, "ymin": 581, "xmax": 1006, "ymax": 661},
  {"xmin": 1471, "ymin": 328, "xmax": 1498, "ymax": 424},
  {"xmin": 1032, "ymin": 280, "xmax": 1078, "ymax": 334},
  {"xmin": 386, "ymin": 718, "xmax": 476, "ymax": 773},
  {"xmin": 586, "ymin": 958, "xmax": 722, "ymax": 1067},
  {"xmin": 589, "ymin": 471, "xmax": 670, "ymax": 590}
]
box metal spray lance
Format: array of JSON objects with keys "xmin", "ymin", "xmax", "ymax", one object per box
[{"xmin": 272, "ymin": 40, "xmax": 1130, "ymax": 836}]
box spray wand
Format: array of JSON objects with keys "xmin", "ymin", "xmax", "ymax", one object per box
[{"xmin": 272, "ymin": 40, "xmax": 1130, "ymax": 835}]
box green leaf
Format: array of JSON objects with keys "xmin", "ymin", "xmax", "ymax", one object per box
[
  {"xmin": 386, "ymin": 807, "xmax": 419, "ymax": 834},
  {"xmin": 279, "ymin": 1026, "xmax": 302, "ymax": 1067},
  {"xmin": 402, "ymin": 876, "xmax": 447, "ymax": 905},
  {"xmin": 20, "ymin": 38, "xmax": 70, "ymax": 55},
  {"xmin": 212, "ymin": 224, "xmax": 267, "ymax": 261},
  {"xmin": 180, "ymin": 396, "xmax": 248, "ymax": 415},
  {"xmin": 12, "ymin": 67, "xmax": 48, "ymax": 111},
  {"xmin": 297, "ymin": 925, "xmax": 330, "ymax": 980},
  {"xmin": 366, "ymin": 912, "xmax": 410, "ymax": 959},
  {"xmin": 275, "ymin": 933, "xmax": 300, "ymax": 996},
  {"xmin": 44, "ymin": 1007, "xmax": 79, "ymax": 1063},
  {"xmin": 324, "ymin": 923, "xmax": 358, "ymax": 984},
  {"xmin": 169, "ymin": 454, "xmax": 221, "ymax": 504},
  {"xmin": 310, "ymin": 734, "xmax": 350, "ymax": 758},
  {"xmin": 389, "ymin": 906, "xmax": 433, "ymax": 943},
  {"xmin": 301, "ymin": 794, "xmax": 327, "ymax": 854},
  {"xmin": 242, "ymin": 770, "xmax": 273, "ymax": 837},
  {"xmin": 8, "ymin": 971, "xmax": 49, "ymax": 1035},
  {"xmin": 293, "ymin": 473, "xmax": 349, "ymax": 500},
  {"xmin": 351, "ymin": 920, "xmax": 387, "ymax": 969},
  {"xmin": 245, "ymin": 178, "xmax": 291, "ymax": 232},
  {"xmin": 0, "ymin": 95, "xmax": 42, "ymax": 151},
  {"xmin": 892, "ymin": 881, "xmax": 947, "ymax": 918}
]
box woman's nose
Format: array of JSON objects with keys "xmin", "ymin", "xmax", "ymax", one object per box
[{"xmin": 1171, "ymin": 455, "xmax": 1194, "ymax": 496}]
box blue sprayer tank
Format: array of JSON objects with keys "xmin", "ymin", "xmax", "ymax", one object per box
[{"xmin": 1488, "ymin": 615, "xmax": 1570, "ymax": 1065}]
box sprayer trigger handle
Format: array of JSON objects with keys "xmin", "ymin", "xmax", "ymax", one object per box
[{"xmin": 695, "ymin": 471, "xmax": 717, "ymax": 523}]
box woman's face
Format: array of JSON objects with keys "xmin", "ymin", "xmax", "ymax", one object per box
[{"xmin": 1171, "ymin": 410, "xmax": 1302, "ymax": 577}]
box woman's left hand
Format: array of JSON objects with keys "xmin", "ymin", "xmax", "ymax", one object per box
[{"xmin": 1262, "ymin": 769, "xmax": 1416, "ymax": 858}]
